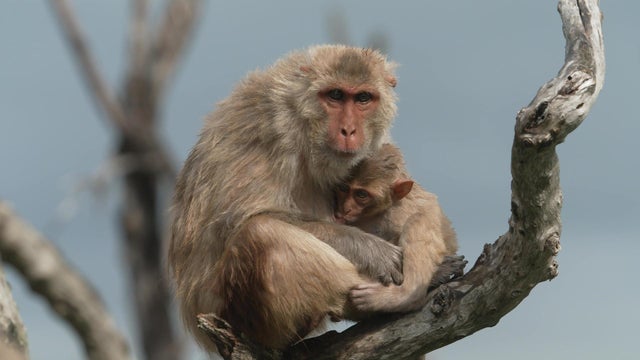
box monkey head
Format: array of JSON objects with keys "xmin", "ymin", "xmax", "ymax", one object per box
[
  {"xmin": 283, "ymin": 45, "xmax": 399, "ymax": 186},
  {"xmin": 334, "ymin": 178, "xmax": 413, "ymax": 225}
]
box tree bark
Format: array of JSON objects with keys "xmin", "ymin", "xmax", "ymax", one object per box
[
  {"xmin": 199, "ymin": 1, "xmax": 605, "ymax": 359},
  {"xmin": 0, "ymin": 256, "xmax": 28, "ymax": 360},
  {"xmin": 0, "ymin": 201, "xmax": 131, "ymax": 360}
]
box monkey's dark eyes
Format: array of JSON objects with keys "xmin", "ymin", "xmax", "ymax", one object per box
[
  {"xmin": 355, "ymin": 92, "xmax": 373, "ymax": 103},
  {"xmin": 337, "ymin": 183, "xmax": 350, "ymax": 193},
  {"xmin": 327, "ymin": 89, "xmax": 345, "ymax": 101},
  {"xmin": 354, "ymin": 189, "xmax": 370, "ymax": 199}
]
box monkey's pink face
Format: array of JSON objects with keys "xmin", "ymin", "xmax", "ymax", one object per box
[{"xmin": 319, "ymin": 86, "xmax": 380, "ymax": 155}]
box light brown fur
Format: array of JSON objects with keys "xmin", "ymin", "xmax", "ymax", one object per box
[
  {"xmin": 169, "ymin": 45, "xmax": 405, "ymax": 351},
  {"xmin": 336, "ymin": 144, "xmax": 458, "ymax": 313}
]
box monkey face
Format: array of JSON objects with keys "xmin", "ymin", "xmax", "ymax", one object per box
[
  {"xmin": 296, "ymin": 46, "xmax": 398, "ymax": 184},
  {"xmin": 319, "ymin": 87, "xmax": 380, "ymax": 154},
  {"xmin": 334, "ymin": 182, "xmax": 375, "ymax": 224}
]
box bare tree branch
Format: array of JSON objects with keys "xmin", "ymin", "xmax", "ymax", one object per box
[
  {"xmin": 48, "ymin": 0, "xmax": 129, "ymax": 136},
  {"xmin": 0, "ymin": 201, "xmax": 132, "ymax": 360},
  {"xmin": 129, "ymin": 0, "xmax": 150, "ymax": 78},
  {"xmin": 151, "ymin": 0, "xmax": 204, "ymax": 100},
  {"xmin": 199, "ymin": 1, "xmax": 605, "ymax": 359},
  {"xmin": 366, "ymin": 30, "xmax": 390, "ymax": 54},
  {"xmin": 0, "ymin": 260, "xmax": 28, "ymax": 360},
  {"xmin": 197, "ymin": 314, "xmax": 280, "ymax": 360},
  {"xmin": 48, "ymin": 0, "xmax": 177, "ymax": 178},
  {"xmin": 48, "ymin": 0, "xmax": 203, "ymax": 357},
  {"xmin": 326, "ymin": 8, "xmax": 351, "ymax": 45},
  {"xmin": 116, "ymin": 2, "xmax": 203, "ymax": 359},
  {"xmin": 325, "ymin": 8, "xmax": 389, "ymax": 53}
]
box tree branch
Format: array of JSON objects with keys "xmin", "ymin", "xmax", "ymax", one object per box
[
  {"xmin": 0, "ymin": 201, "xmax": 132, "ymax": 360},
  {"xmin": 46, "ymin": 1, "xmax": 205, "ymax": 359},
  {"xmin": 48, "ymin": 0, "xmax": 177, "ymax": 178},
  {"xmin": 48, "ymin": 0, "xmax": 129, "ymax": 136},
  {"xmin": 151, "ymin": 0, "xmax": 204, "ymax": 100},
  {"xmin": 129, "ymin": 0, "xmax": 150, "ymax": 79},
  {"xmin": 198, "ymin": 1, "xmax": 605, "ymax": 359},
  {"xmin": 197, "ymin": 314, "xmax": 281, "ymax": 360},
  {"xmin": 115, "ymin": 2, "xmax": 203, "ymax": 359},
  {"xmin": 0, "ymin": 260, "xmax": 28, "ymax": 360}
]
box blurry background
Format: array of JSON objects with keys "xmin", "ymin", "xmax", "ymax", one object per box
[{"xmin": 1, "ymin": 1, "xmax": 638, "ymax": 359}]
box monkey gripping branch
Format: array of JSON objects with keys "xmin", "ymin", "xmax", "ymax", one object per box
[{"xmin": 197, "ymin": 0, "xmax": 605, "ymax": 359}]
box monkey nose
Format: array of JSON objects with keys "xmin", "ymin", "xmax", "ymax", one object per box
[{"xmin": 340, "ymin": 127, "xmax": 357, "ymax": 137}]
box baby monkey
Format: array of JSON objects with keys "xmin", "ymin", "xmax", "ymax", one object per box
[
  {"xmin": 335, "ymin": 144, "xmax": 459, "ymax": 313},
  {"xmin": 334, "ymin": 145, "xmax": 414, "ymax": 234}
]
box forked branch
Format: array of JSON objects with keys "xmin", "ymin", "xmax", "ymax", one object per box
[{"xmin": 45, "ymin": 1, "xmax": 203, "ymax": 359}]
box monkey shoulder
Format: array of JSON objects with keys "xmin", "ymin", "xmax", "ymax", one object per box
[
  {"xmin": 403, "ymin": 184, "xmax": 440, "ymax": 211},
  {"xmin": 395, "ymin": 185, "xmax": 450, "ymax": 228}
]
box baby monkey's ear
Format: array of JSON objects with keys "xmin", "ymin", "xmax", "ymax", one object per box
[{"xmin": 391, "ymin": 179, "xmax": 414, "ymax": 201}]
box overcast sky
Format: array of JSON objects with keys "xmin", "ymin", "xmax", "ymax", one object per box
[{"xmin": 1, "ymin": 1, "xmax": 638, "ymax": 359}]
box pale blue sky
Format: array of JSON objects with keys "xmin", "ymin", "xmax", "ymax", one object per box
[{"xmin": 1, "ymin": 1, "xmax": 638, "ymax": 359}]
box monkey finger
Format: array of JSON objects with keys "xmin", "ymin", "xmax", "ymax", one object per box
[
  {"xmin": 350, "ymin": 284, "xmax": 381, "ymax": 300},
  {"xmin": 391, "ymin": 269, "xmax": 404, "ymax": 286},
  {"xmin": 377, "ymin": 274, "xmax": 391, "ymax": 286},
  {"xmin": 350, "ymin": 288, "xmax": 381, "ymax": 311},
  {"xmin": 378, "ymin": 268, "xmax": 404, "ymax": 286},
  {"xmin": 351, "ymin": 282, "xmax": 381, "ymax": 291},
  {"xmin": 381, "ymin": 243, "xmax": 404, "ymax": 285},
  {"xmin": 350, "ymin": 290, "xmax": 371, "ymax": 303}
]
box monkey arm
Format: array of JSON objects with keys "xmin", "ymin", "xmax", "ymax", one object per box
[
  {"xmin": 257, "ymin": 210, "xmax": 404, "ymax": 286},
  {"xmin": 349, "ymin": 207, "xmax": 463, "ymax": 313},
  {"xmin": 300, "ymin": 220, "xmax": 404, "ymax": 286}
]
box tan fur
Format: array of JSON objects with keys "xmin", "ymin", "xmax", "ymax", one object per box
[
  {"xmin": 168, "ymin": 45, "xmax": 403, "ymax": 351},
  {"xmin": 338, "ymin": 144, "xmax": 459, "ymax": 313}
]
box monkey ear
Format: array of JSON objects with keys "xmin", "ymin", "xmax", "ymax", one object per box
[
  {"xmin": 391, "ymin": 179, "xmax": 413, "ymax": 201},
  {"xmin": 385, "ymin": 75, "xmax": 397, "ymax": 88},
  {"xmin": 300, "ymin": 66, "xmax": 317, "ymax": 78}
]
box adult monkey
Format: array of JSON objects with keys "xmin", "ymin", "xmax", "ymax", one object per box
[{"xmin": 169, "ymin": 45, "xmax": 406, "ymax": 351}]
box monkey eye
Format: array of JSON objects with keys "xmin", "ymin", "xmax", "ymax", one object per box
[
  {"xmin": 336, "ymin": 183, "xmax": 350, "ymax": 193},
  {"xmin": 355, "ymin": 92, "xmax": 373, "ymax": 103},
  {"xmin": 327, "ymin": 89, "xmax": 345, "ymax": 101},
  {"xmin": 354, "ymin": 189, "xmax": 370, "ymax": 200}
]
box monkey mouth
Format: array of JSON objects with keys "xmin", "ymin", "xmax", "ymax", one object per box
[
  {"xmin": 334, "ymin": 213, "xmax": 358, "ymax": 225},
  {"xmin": 331, "ymin": 146, "xmax": 358, "ymax": 157},
  {"xmin": 331, "ymin": 148, "xmax": 361, "ymax": 162},
  {"xmin": 323, "ymin": 134, "xmax": 362, "ymax": 159}
]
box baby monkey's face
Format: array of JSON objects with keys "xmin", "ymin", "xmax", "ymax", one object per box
[
  {"xmin": 334, "ymin": 182, "xmax": 374, "ymax": 224},
  {"xmin": 333, "ymin": 178, "xmax": 414, "ymax": 225}
]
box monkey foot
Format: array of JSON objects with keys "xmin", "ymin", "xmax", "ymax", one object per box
[{"xmin": 428, "ymin": 255, "xmax": 467, "ymax": 291}]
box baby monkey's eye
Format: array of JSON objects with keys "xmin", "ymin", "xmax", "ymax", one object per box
[{"xmin": 354, "ymin": 189, "xmax": 370, "ymax": 199}]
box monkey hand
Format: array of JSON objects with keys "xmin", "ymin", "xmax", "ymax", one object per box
[
  {"xmin": 350, "ymin": 282, "xmax": 402, "ymax": 313},
  {"xmin": 357, "ymin": 238, "xmax": 404, "ymax": 286},
  {"xmin": 296, "ymin": 220, "xmax": 404, "ymax": 285}
]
